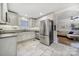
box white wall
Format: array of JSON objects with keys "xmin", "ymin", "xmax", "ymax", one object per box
[
  {"xmin": 56, "ymin": 6, "xmax": 79, "ymax": 32},
  {"xmin": 57, "ymin": 18, "xmax": 72, "ymax": 31}
]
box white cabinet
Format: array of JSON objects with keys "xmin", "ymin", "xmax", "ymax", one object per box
[
  {"xmin": 7, "ymin": 12, "xmax": 19, "ymax": 26},
  {"xmin": 1, "ymin": 3, "xmax": 8, "ymax": 22},
  {"xmin": 35, "ymin": 32, "xmax": 40, "ymax": 39},
  {"xmin": 0, "ymin": 3, "xmax": 1, "ymax": 21},
  {"xmin": 17, "ymin": 32, "xmax": 35, "ymax": 42},
  {"xmin": 0, "ymin": 3, "xmax": 8, "ymax": 23},
  {"xmin": 0, "ymin": 34, "xmax": 17, "ymax": 56}
]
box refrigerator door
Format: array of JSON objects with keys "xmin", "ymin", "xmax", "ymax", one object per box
[
  {"xmin": 49, "ymin": 21, "xmax": 53, "ymax": 44},
  {"xmin": 40, "ymin": 20, "xmax": 49, "ymax": 36},
  {"xmin": 44, "ymin": 20, "xmax": 50, "ymax": 35},
  {"xmin": 40, "ymin": 20, "xmax": 43, "ymax": 35},
  {"xmin": 40, "ymin": 20, "xmax": 45, "ymax": 35}
]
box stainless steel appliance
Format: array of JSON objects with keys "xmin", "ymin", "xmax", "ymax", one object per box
[{"xmin": 39, "ymin": 19, "xmax": 53, "ymax": 45}]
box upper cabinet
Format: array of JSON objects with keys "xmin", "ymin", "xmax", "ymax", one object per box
[
  {"xmin": 7, "ymin": 11, "xmax": 19, "ymax": 26},
  {"xmin": 0, "ymin": 3, "xmax": 19, "ymax": 26},
  {"xmin": 2, "ymin": 3, "xmax": 8, "ymax": 22},
  {"xmin": 0, "ymin": 3, "xmax": 1, "ymax": 21},
  {"xmin": 0, "ymin": 3, "xmax": 8, "ymax": 23}
]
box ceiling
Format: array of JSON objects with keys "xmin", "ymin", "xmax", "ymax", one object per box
[{"xmin": 8, "ymin": 3, "xmax": 79, "ymax": 18}]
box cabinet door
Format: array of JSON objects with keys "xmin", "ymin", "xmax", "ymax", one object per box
[
  {"xmin": 35, "ymin": 32, "xmax": 40, "ymax": 39},
  {"xmin": 17, "ymin": 32, "xmax": 35, "ymax": 42},
  {"xmin": 2, "ymin": 3, "xmax": 8, "ymax": 22},
  {"xmin": 0, "ymin": 3, "xmax": 3, "ymax": 22},
  {"xmin": 0, "ymin": 3, "xmax": 1, "ymax": 21},
  {"xmin": 0, "ymin": 3, "xmax": 8, "ymax": 23},
  {"xmin": 7, "ymin": 12, "xmax": 19, "ymax": 26}
]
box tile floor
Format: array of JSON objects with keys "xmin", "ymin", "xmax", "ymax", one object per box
[{"xmin": 17, "ymin": 39, "xmax": 79, "ymax": 56}]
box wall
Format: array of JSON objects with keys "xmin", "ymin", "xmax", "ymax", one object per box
[
  {"xmin": 56, "ymin": 6, "xmax": 79, "ymax": 33},
  {"xmin": 57, "ymin": 18, "xmax": 72, "ymax": 31}
]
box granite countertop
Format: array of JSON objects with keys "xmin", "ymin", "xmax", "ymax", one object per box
[
  {"xmin": 0, "ymin": 29, "xmax": 29, "ymax": 38},
  {"xmin": 0, "ymin": 28, "xmax": 40, "ymax": 34},
  {"xmin": 0, "ymin": 33, "xmax": 18, "ymax": 39},
  {"xmin": 0, "ymin": 28, "xmax": 39, "ymax": 38},
  {"xmin": 0, "ymin": 29, "xmax": 34, "ymax": 34}
]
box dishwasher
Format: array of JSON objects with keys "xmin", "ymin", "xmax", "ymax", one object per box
[{"xmin": 0, "ymin": 33, "xmax": 17, "ymax": 56}]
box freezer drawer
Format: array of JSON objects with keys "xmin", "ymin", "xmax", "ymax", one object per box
[{"xmin": 39, "ymin": 35, "xmax": 50, "ymax": 45}]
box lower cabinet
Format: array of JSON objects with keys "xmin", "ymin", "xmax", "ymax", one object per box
[
  {"xmin": 17, "ymin": 32, "xmax": 35, "ymax": 42},
  {"xmin": 35, "ymin": 32, "xmax": 40, "ymax": 39}
]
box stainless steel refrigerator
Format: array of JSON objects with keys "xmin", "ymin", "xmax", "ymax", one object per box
[{"xmin": 39, "ymin": 19, "xmax": 53, "ymax": 45}]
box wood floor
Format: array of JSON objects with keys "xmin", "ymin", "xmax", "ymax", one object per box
[{"xmin": 58, "ymin": 35, "xmax": 74, "ymax": 45}]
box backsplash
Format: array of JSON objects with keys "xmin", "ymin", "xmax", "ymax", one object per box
[{"xmin": 0, "ymin": 24, "xmax": 20, "ymax": 30}]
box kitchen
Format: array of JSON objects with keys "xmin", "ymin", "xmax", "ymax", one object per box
[{"xmin": 0, "ymin": 3, "xmax": 79, "ymax": 56}]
